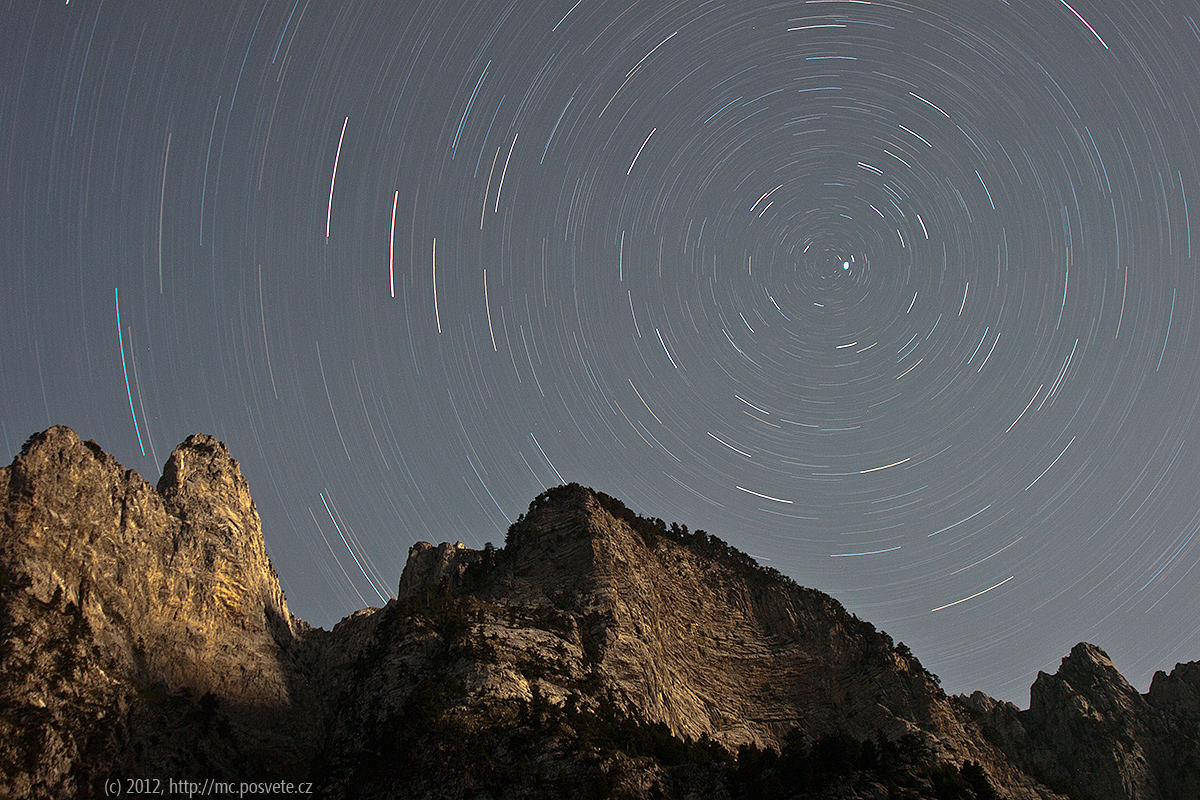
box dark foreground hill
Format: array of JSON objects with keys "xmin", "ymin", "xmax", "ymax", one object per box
[{"xmin": 1, "ymin": 427, "xmax": 1197, "ymax": 798}]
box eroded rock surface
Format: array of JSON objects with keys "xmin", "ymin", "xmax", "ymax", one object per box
[
  {"xmin": 962, "ymin": 643, "xmax": 1200, "ymax": 800},
  {"xmin": 0, "ymin": 426, "xmax": 316, "ymax": 797},
  {"xmin": 2, "ymin": 427, "xmax": 1195, "ymax": 799}
]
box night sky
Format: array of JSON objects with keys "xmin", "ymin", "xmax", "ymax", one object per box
[{"xmin": 3, "ymin": 0, "xmax": 1198, "ymax": 705}]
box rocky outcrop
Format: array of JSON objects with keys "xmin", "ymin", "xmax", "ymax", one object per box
[
  {"xmin": 316, "ymin": 483, "xmax": 1058, "ymax": 799},
  {"xmin": 446, "ymin": 486, "xmax": 984, "ymax": 750},
  {"xmin": 396, "ymin": 540, "xmax": 483, "ymax": 598},
  {"xmin": 1, "ymin": 427, "xmax": 1195, "ymax": 799},
  {"xmin": 0, "ymin": 427, "xmax": 315, "ymax": 797},
  {"xmin": 962, "ymin": 643, "xmax": 1200, "ymax": 800}
]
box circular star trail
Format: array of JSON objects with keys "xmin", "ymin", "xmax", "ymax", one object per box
[{"xmin": 2, "ymin": 0, "xmax": 1198, "ymax": 703}]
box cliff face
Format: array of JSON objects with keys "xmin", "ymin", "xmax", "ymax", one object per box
[
  {"xmin": 395, "ymin": 486, "xmax": 1007, "ymax": 755},
  {"xmin": 1, "ymin": 428, "xmax": 1195, "ymax": 799},
  {"xmin": 0, "ymin": 427, "xmax": 314, "ymax": 797},
  {"xmin": 331, "ymin": 483, "xmax": 1056, "ymax": 799}
]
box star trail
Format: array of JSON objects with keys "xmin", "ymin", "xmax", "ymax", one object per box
[{"xmin": 2, "ymin": 0, "xmax": 1198, "ymax": 704}]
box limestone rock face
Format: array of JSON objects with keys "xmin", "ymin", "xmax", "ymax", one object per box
[
  {"xmin": 0, "ymin": 427, "xmax": 313, "ymax": 798},
  {"xmin": 486, "ymin": 485, "xmax": 958, "ymax": 750},
  {"xmin": 962, "ymin": 643, "xmax": 1200, "ymax": 800},
  {"xmin": 1, "ymin": 428, "xmax": 1195, "ymax": 799},
  {"xmin": 396, "ymin": 540, "xmax": 482, "ymax": 598},
  {"xmin": 1028, "ymin": 644, "xmax": 1156, "ymax": 799},
  {"xmin": 383, "ymin": 483, "xmax": 1054, "ymax": 799}
]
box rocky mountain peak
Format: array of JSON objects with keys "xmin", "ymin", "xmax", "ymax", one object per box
[
  {"xmin": 7, "ymin": 426, "xmax": 292, "ymax": 648},
  {"xmin": 1027, "ymin": 642, "xmax": 1146, "ymax": 734},
  {"xmin": 1148, "ymin": 660, "xmax": 1200, "ymax": 724},
  {"xmin": 402, "ymin": 483, "xmax": 1023, "ymax": 768},
  {"xmin": 157, "ymin": 432, "xmax": 252, "ymax": 516},
  {"xmin": 1, "ymin": 427, "xmax": 310, "ymax": 797},
  {"xmin": 963, "ymin": 641, "xmax": 1200, "ymax": 800},
  {"xmin": 3, "ymin": 430, "xmax": 1197, "ymax": 799},
  {"xmin": 1045, "ymin": 642, "xmax": 1133, "ymax": 694}
]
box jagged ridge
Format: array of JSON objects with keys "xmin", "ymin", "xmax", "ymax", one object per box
[
  {"xmin": 0, "ymin": 427, "xmax": 317, "ymax": 797},
  {"xmin": 964, "ymin": 643, "xmax": 1200, "ymax": 800},
  {"xmin": 2, "ymin": 428, "xmax": 1197, "ymax": 799}
]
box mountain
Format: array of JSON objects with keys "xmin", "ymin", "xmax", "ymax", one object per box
[
  {"xmin": 2, "ymin": 427, "xmax": 1197, "ymax": 798},
  {"xmin": 963, "ymin": 644, "xmax": 1200, "ymax": 799}
]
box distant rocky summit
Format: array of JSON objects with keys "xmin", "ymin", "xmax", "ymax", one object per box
[
  {"xmin": 963, "ymin": 643, "xmax": 1200, "ymax": 800},
  {"xmin": 2, "ymin": 427, "xmax": 1197, "ymax": 798}
]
